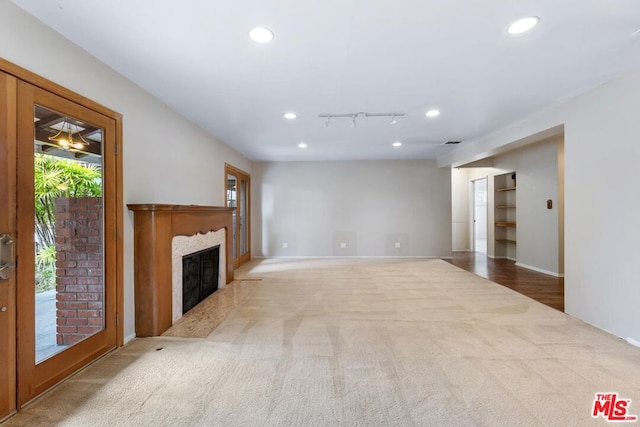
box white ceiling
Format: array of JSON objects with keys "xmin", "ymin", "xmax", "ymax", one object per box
[{"xmin": 11, "ymin": 0, "xmax": 640, "ymax": 161}]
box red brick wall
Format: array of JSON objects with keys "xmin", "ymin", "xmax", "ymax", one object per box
[{"xmin": 54, "ymin": 197, "xmax": 104, "ymax": 346}]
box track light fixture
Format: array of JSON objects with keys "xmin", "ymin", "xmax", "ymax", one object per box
[{"xmin": 319, "ymin": 112, "xmax": 405, "ymax": 128}]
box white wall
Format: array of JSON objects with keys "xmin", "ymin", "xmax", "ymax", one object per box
[
  {"xmin": 451, "ymin": 168, "xmax": 470, "ymax": 251},
  {"xmin": 441, "ymin": 68, "xmax": 640, "ymax": 344},
  {"xmin": 563, "ymin": 73, "xmax": 640, "ymax": 344},
  {"xmin": 253, "ymin": 160, "xmax": 452, "ymax": 258},
  {"xmin": 0, "ymin": 0, "xmax": 252, "ymax": 341}
]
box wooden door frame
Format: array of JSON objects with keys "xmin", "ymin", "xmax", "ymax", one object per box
[
  {"xmin": 0, "ymin": 70, "xmax": 18, "ymax": 421},
  {"xmin": 224, "ymin": 163, "xmax": 251, "ymax": 268},
  {"xmin": 0, "ymin": 58, "xmax": 123, "ymax": 416}
]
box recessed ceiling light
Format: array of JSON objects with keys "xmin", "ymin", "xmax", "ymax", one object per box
[
  {"xmin": 283, "ymin": 112, "xmax": 297, "ymax": 120},
  {"xmin": 425, "ymin": 109, "xmax": 440, "ymax": 118},
  {"xmin": 249, "ymin": 26, "xmax": 274, "ymax": 43},
  {"xmin": 298, "ymin": 142, "xmax": 307, "ymax": 148},
  {"xmin": 507, "ymin": 16, "xmax": 540, "ymax": 35},
  {"xmin": 392, "ymin": 141, "xmax": 402, "ymax": 147}
]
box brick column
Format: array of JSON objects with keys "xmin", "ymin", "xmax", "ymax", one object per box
[{"xmin": 54, "ymin": 197, "xmax": 104, "ymax": 346}]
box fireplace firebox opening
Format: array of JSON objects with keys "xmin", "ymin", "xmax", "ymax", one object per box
[{"xmin": 182, "ymin": 245, "xmax": 220, "ymax": 314}]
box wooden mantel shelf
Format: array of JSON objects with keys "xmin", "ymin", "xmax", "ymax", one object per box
[
  {"xmin": 127, "ymin": 204, "xmax": 233, "ymax": 212},
  {"xmin": 127, "ymin": 204, "xmax": 235, "ymax": 337}
]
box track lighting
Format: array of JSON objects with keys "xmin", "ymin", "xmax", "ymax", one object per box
[{"xmin": 319, "ymin": 112, "xmax": 405, "ymax": 127}]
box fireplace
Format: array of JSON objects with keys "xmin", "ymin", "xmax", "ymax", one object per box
[
  {"xmin": 127, "ymin": 204, "xmax": 235, "ymax": 337},
  {"xmin": 182, "ymin": 246, "xmax": 220, "ymax": 314}
]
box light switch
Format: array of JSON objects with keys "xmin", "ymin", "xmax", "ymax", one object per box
[
  {"xmin": 340, "ymin": 242, "xmax": 347, "ymax": 249},
  {"xmin": 395, "ymin": 242, "xmax": 401, "ymax": 249},
  {"xmin": 282, "ymin": 242, "xmax": 288, "ymax": 249}
]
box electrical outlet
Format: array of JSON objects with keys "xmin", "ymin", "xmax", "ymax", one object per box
[
  {"xmin": 340, "ymin": 242, "xmax": 347, "ymax": 249},
  {"xmin": 395, "ymin": 242, "xmax": 401, "ymax": 249},
  {"xmin": 282, "ymin": 242, "xmax": 288, "ymax": 249}
]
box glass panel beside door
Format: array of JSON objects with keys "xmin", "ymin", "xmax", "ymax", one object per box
[
  {"xmin": 33, "ymin": 105, "xmax": 105, "ymax": 364},
  {"xmin": 226, "ymin": 174, "xmax": 237, "ymax": 259},
  {"xmin": 239, "ymin": 177, "xmax": 248, "ymax": 257}
]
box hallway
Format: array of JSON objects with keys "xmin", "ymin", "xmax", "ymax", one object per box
[{"xmin": 446, "ymin": 252, "xmax": 564, "ymax": 312}]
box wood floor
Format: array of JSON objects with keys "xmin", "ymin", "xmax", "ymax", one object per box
[{"xmin": 446, "ymin": 252, "xmax": 564, "ymax": 312}]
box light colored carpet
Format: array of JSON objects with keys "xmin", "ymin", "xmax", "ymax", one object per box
[{"xmin": 4, "ymin": 258, "xmax": 640, "ymax": 426}]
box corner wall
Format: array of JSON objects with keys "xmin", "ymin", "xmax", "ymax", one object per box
[
  {"xmin": 0, "ymin": 0, "xmax": 252, "ymax": 340},
  {"xmin": 253, "ymin": 160, "xmax": 452, "ymax": 258}
]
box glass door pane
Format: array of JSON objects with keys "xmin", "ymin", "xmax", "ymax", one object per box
[
  {"xmin": 239, "ymin": 178, "xmax": 248, "ymax": 256},
  {"xmin": 33, "ymin": 105, "xmax": 105, "ymax": 363},
  {"xmin": 226, "ymin": 174, "xmax": 237, "ymax": 259}
]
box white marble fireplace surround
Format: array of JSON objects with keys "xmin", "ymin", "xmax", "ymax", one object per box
[{"xmin": 171, "ymin": 229, "xmax": 226, "ymax": 322}]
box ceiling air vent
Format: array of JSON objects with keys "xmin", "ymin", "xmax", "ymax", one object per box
[{"xmin": 444, "ymin": 141, "xmax": 461, "ymax": 145}]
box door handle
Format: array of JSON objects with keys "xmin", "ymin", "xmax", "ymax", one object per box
[{"xmin": 0, "ymin": 234, "xmax": 15, "ymax": 281}]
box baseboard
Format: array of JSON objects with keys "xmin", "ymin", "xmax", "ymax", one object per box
[
  {"xmin": 258, "ymin": 255, "xmax": 439, "ymax": 259},
  {"xmin": 490, "ymin": 255, "xmax": 516, "ymax": 262},
  {"xmin": 627, "ymin": 337, "xmax": 640, "ymax": 348},
  {"xmin": 515, "ymin": 262, "xmax": 562, "ymax": 277},
  {"xmin": 452, "ymin": 250, "xmax": 471, "ymax": 253},
  {"xmin": 124, "ymin": 333, "xmax": 136, "ymax": 345}
]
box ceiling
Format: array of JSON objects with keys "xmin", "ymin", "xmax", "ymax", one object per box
[{"xmin": 11, "ymin": 0, "xmax": 640, "ymax": 162}]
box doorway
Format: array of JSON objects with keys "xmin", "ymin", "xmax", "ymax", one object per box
[
  {"xmin": 472, "ymin": 178, "xmax": 488, "ymax": 254},
  {"xmin": 0, "ymin": 63, "xmax": 122, "ymax": 419},
  {"xmin": 224, "ymin": 164, "xmax": 251, "ymax": 268}
]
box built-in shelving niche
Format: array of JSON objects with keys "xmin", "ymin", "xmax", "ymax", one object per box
[{"xmin": 494, "ymin": 172, "xmax": 517, "ymax": 260}]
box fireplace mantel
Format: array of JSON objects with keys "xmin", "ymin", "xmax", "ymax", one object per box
[{"xmin": 127, "ymin": 204, "xmax": 235, "ymax": 337}]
